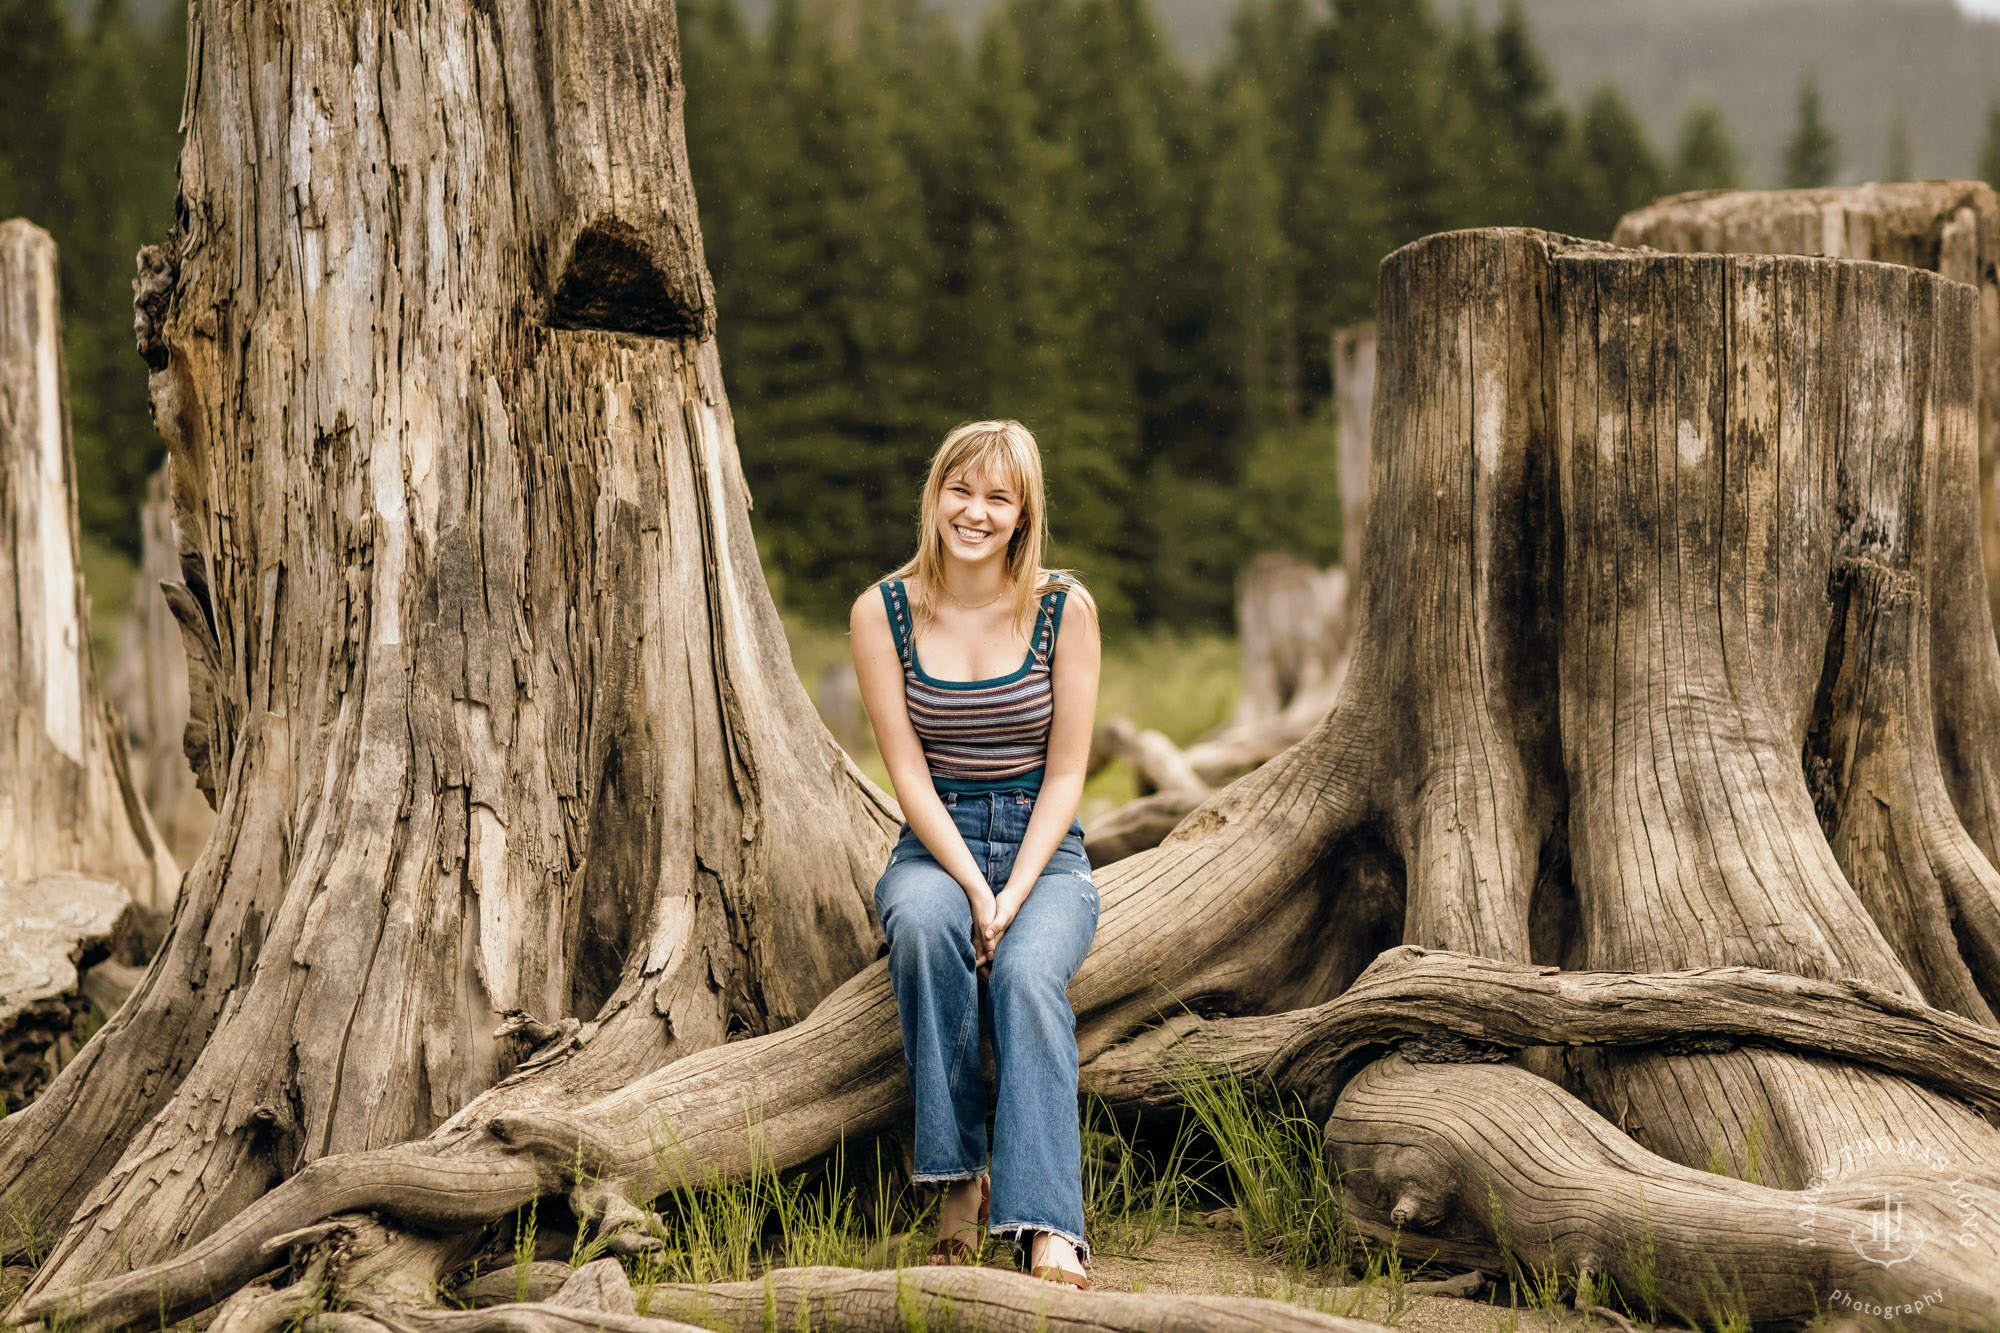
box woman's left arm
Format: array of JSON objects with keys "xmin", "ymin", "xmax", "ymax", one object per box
[{"xmin": 981, "ymin": 590, "xmax": 1101, "ymax": 964}]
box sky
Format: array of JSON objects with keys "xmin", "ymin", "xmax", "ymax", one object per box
[{"xmin": 1962, "ymin": 0, "xmax": 2000, "ymax": 13}]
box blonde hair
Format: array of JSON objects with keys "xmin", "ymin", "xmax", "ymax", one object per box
[{"xmin": 886, "ymin": 420, "xmax": 1086, "ymax": 635}]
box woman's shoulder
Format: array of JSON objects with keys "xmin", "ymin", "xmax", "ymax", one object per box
[
  {"xmin": 851, "ymin": 580, "xmax": 901, "ymax": 632},
  {"xmin": 1036, "ymin": 570, "xmax": 1093, "ymax": 609},
  {"xmin": 1036, "ymin": 572, "xmax": 1098, "ymax": 639}
]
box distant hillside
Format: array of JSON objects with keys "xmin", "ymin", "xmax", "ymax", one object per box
[
  {"xmin": 913, "ymin": 0, "xmax": 2000, "ymax": 186},
  {"xmin": 108, "ymin": 0, "xmax": 2000, "ymax": 186},
  {"xmin": 1459, "ymin": 0, "xmax": 2000, "ymax": 186}
]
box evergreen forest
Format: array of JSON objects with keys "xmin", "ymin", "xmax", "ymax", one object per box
[{"xmin": 8, "ymin": 0, "xmax": 2000, "ymax": 629}]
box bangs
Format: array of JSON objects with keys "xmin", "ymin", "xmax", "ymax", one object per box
[{"xmin": 938, "ymin": 431, "xmax": 1032, "ymax": 502}]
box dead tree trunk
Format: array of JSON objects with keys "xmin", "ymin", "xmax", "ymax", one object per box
[
  {"xmin": 1332, "ymin": 322, "xmax": 1374, "ymax": 576},
  {"xmin": 0, "ymin": 220, "xmax": 180, "ymax": 1111},
  {"xmin": 105, "ymin": 460, "xmax": 214, "ymax": 871},
  {"xmin": 0, "ymin": 220, "xmax": 179, "ymax": 910},
  {"xmin": 0, "ymin": 0, "xmax": 894, "ymax": 1292}
]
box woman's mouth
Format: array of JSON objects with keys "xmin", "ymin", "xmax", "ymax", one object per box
[{"xmin": 953, "ymin": 525, "xmax": 992, "ymax": 545}]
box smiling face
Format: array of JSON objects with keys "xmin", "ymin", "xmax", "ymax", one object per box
[
  {"xmin": 935, "ymin": 466, "xmax": 1025, "ymax": 571},
  {"xmin": 900, "ymin": 421, "xmax": 1048, "ymax": 626}
]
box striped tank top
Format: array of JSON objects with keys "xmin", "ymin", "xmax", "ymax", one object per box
[{"xmin": 880, "ymin": 577, "xmax": 1073, "ymax": 795}]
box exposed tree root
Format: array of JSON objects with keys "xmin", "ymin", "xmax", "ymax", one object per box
[
  {"xmin": 1326, "ymin": 1058, "xmax": 2000, "ymax": 1328},
  {"xmin": 1078, "ymin": 946, "xmax": 2000, "ymax": 1119},
  {"xmin": 634, "ymin": 1264, "xmax": 1393, "ymax": 1333},
  {"xmin": 176, "ymin": 1261, "xmax": 1401, "ymax": 1333}
]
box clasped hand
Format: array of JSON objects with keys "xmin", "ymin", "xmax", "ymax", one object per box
[{"xmin": 969, "ymin": 884, "xmax": 1026, "ymax": 974}]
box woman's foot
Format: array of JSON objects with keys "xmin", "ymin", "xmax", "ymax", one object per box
[
  {"xmin": 1027, "ymin": 1231, "xmax": 1087, "ymax": 1288},
  {"xmin": 925, "ymin": 1177, "xmax": 988, "ymax": 1265}
]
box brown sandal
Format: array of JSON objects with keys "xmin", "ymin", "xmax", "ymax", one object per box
[
  {"xmin": 923, "ymin": 1176, "xmax": 990, "ymax": 1266},
  {"xmin": 925, "ymin": 1236, "xmax": 977, "ymax": 1266},
  {"xmin": 1025, "ymin": 1228, "xmax": 1088, "ymax": 1290}
]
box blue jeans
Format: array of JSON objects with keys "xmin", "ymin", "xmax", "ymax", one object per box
[{"xmin": 874, "ymin": 790, "xmax": 1100, "ymax": 1257}]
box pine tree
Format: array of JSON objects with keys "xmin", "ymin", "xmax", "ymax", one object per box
[
  {"xmin": 63, "ymin": 0, "xmax": 181, "ymax": 556},
  {"xmin": 1012, "ymin": 0, "xmax": 1198, "ymax": 623},
  {"xmin": 958, "ymin": 1, "xmax": 1092, "ymax": 491},
  {"xmin": 1672, "ymin": 103, "xmax": 1741, "ymax": 192},
  {"xmin": 1883, "ymin": 109, "xmax": 1913, "ymax": 181},
  {"xmin": 1478, "ymin": 0, "xmax": 1573, "ymax": 228},
  {"xmin": 0, "ymin": 0, "xmax": 71, "ymax": 228},
  {"xmin": 1574, "ymin": 84, "xmax": 1664, "ymax": 238},
  {"xmin": 1330, "ymin": 0, "xmax": 1459, "ymax": 245},
  {"xmin": 1783, "ymin": 73, "xmax": 1840, "ymax": 189},
  {"xmin": 1983, "ymin": 98, "xmax": 2000, "ymax": 188}
]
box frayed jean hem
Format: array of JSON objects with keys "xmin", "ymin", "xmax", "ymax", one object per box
[
  {"xmin": 911, "ymin": 1169, "xmax": 987, "ymax": 1186},
  {"xmin": 988, "ymin": 1220, "xmax": 1090, "ymax": 1264}
]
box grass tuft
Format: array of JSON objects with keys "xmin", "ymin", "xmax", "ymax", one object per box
[{"xmin": 1165, "ymin": 1051, "xmax": 1352, "ymax": 1277}]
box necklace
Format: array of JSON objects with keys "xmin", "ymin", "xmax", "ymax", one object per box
[{"xmin": 938, "ymin": 582, "xmax": 1007, "ymax": 611}]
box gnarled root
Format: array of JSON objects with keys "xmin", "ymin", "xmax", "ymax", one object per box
[
  {"xmin": 1325, "ymin": 1059, "xmax": 2000, "ymax": 1328},
  {"xmin": 636, "ymin": 1265, "xmax": 1391, "ymax": 1333},
  {"xmin": 204, "ymin": 1261, "xmax": 1398, "ymax": 1333},
  {"xmin": 1078, "ymin": 946, "xmax": 2000, "ymax": 1119}
]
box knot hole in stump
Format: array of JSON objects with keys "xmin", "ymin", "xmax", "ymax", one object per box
[{"xmin": 547, "ymin": 218, "xmax": 703, "ymax": 340}]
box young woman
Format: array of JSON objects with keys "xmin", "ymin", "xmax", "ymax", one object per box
[{"xmin": 850, "ymin": 420, "xmax": 1101, "ymax": 1288}]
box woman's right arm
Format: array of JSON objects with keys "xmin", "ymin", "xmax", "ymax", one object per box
[{"xmin": 851, "ymin": 592, "xmax": 995, "ymax": 917}]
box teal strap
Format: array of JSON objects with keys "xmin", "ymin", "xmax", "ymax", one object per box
[
  {"xmin": 880, "ymin": 580, "xmax": 913, "ymax": 668},
  {"xmin": 1047, "ymin": 584, "xmax": 1070, "ymax": 650}
]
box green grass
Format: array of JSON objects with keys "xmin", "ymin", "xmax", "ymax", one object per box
[
  {"xmin": 1164, "ymin": 1054, "xmax": 1354, "ymax": 1279},
  {"xmin": 622, "ymin": 1135, "xmax": 934, "ymax": 1306},
  {"xmin": 1081, "ymin": 1095, "xmax": 1201, "ymax": 1252},
  {"xmin": 76, "ymin": 532, "xmax": 137, "ymax": 671},
  {"xmin": 576, "ymin": 1061, "xmax": 1432, "ymax": 1324}
]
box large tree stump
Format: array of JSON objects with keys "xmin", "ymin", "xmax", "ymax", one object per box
[
  {"xmin": 0, "ymin": 875, "xmax": 129, "ymax": 1112},
  {"xmin": 105, "ymin": 460, "xmax": 214, "ymax": 871},
  {"xmin": 0, "ymin": 0, "xmax": 895, "ymax": 1294}
]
